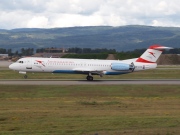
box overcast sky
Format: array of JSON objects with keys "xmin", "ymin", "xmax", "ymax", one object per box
[{"xmin": 1, "ymin": 0, "xmax": 180, "ymax": 29}]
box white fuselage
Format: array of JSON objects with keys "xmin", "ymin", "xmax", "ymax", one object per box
[{"xmin": 9, "ymin": 57, "xmax": 157, "ymax": 75}]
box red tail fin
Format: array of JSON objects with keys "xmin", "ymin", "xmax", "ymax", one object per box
[{"xmin": 136, "ymin": 44, "xmax": 173, "ymax": 63}]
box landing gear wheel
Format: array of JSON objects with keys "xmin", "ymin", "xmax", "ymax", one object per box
[
  {"xmin": 86, "ymin": 76, "xmax": 93, "ymax": 81},
  {"xmin": 24, "ymin": 75, "xmax": 28, "ymax": 79}
]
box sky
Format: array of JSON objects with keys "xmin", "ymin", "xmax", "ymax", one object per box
[{"xmin": 1, "ymin": 0, "xmax": 180, "ymax": 29}]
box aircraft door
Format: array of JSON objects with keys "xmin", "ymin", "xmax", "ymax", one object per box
[{"xmin": 26, "ymin": 58, "xmax": 32, "ymax": 69}]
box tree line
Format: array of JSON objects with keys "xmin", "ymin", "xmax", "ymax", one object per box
[
  {"xmin": 36, "ymin": 47, "xmax": 117, "ymax": 54},
  {"xmin": 0, "ymin": 47, "xmax": 180, "ymax": 57},
  {"xmin": 0, "ymin": 48, "xmax": 34, "ymax": 56}
]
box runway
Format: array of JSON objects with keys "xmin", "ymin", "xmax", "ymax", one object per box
[{"xmin": 0, "ymin": 79, "xmax": 180, "ymax": 85}]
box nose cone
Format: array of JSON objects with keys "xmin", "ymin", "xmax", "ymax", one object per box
[{"xmin": 9, "ymin": 63, "xmax": 15, "ymax": 70}]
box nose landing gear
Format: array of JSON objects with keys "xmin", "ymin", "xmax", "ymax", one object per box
[
  {"xmin": 18, "ymin": 71, "xmax": 27, "ymax": 79},
  {"xmin": 24, "ymin": 75, "xmax": 28, "ymax": 79}
]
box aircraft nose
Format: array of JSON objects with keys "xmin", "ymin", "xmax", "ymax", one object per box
[{"xmin": 9, "ymin": 63, "xmax": 15, "ymax": 70}]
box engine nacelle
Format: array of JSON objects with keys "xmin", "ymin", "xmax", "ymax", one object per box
[{"xmin": 111, "ymin": 63, "xmax": 134, "ymax": 71}]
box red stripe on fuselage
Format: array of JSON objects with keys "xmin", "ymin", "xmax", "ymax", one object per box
[{"xmin": 136, "ymin": 58, "xmax": 156, "ymax": 63}]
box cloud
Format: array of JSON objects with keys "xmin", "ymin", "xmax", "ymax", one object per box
[
  {"xmin": 1, "ymin": 0, "xmax": 180, "ymax": 29},
  {"xmin": 27, "ymin": 16, "xmax": 49, "ymax": 28},
  {"xmin": 0, "ymin": 10, "xmax": 32, "ymax": 29}
]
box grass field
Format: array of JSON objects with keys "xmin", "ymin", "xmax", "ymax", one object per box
[
  {"xmin": 0, "ymin": 68, "xmax": 180, "ymax": 79},
  {"xmin": 0, "ymin": 85, "xmax": 180, "ymax": 135},
  {"xmin": 0, "ymin": 67, "xmax": 180, "ymax": 134}
]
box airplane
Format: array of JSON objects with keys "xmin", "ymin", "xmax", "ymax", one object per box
[{"xmin": 9, "ymin": 44, "xmax": 172, "ymax": 81}]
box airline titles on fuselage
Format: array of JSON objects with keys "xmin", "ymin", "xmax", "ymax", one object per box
[{"xmin": 34, "ymin": 59, "xmax": 111, "ymax": 67}]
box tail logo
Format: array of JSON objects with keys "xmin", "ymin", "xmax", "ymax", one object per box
[{"xmin": 148, "ymin": 51, "xmax": 156, "ymax": 58}]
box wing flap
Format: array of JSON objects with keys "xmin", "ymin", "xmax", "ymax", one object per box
[{"xmin": 73, "ymin": 68, "xmax": 105, "ymax": 75}]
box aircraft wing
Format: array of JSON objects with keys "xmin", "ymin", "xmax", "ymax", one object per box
[
  {"xmin": 73, "ymin": 68, "xmax": 105, "ymax": 76},
  {"xmin": 73, "ymin": 68, "xmax": 95, "ymax": 72}
]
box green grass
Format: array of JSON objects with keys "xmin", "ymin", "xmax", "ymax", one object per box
[
  {"xmin": 0, "ymin": 85, "xmax": 180, "ymax": 135},
  {"xmin": 0, "ymin": 68, "xmax": 180, "ymax": 79},
  {"xmin": 0, "ymin": 67, "xmax": 179, "ymax": 134}
]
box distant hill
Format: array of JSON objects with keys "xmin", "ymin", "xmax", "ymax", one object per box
[
  {"xmin": 157, "ymin": 54, "xmax": 180, "ymax": 65},
  {"xmin": 1, "ymin": 25, "xmax": 180, "ymax": 51}
]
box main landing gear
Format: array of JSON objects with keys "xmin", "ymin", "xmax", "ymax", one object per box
[{"xmin": 86, "ymin": 75, "xmax": 93, "ymax": 81}]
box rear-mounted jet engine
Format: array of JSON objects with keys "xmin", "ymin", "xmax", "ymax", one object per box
[{"xmin": 111, "ymin": 63, "xmax": 135, "ymax": 71}]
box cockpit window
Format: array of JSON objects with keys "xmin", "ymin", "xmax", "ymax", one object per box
[{"xmin": 18, "ymin": 61, "xmax": 24, "ymax": 63}]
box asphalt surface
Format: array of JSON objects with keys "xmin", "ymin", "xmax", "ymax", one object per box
[
  {"xmin": 0, "ymin": 61, "xmax": 12, "ymax": 67},
  {"xmin": 0, "ymin": 79, "xmax": 179, "ymax": 85}
]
